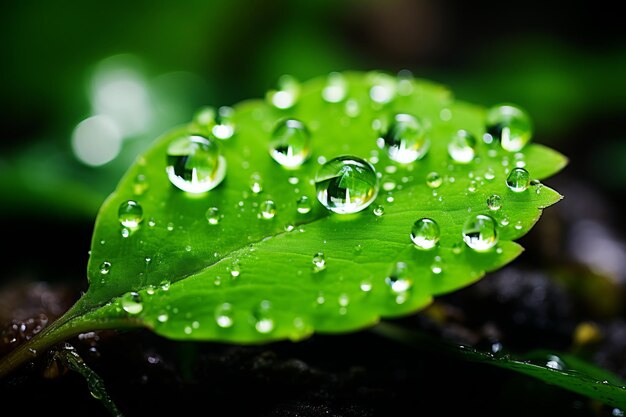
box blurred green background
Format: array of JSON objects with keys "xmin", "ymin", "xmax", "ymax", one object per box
[{"xmin": 0, "ymin": 0, "xmax": 625, "ymax": 279}]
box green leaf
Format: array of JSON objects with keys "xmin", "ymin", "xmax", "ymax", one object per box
[
  {"xmin": 0, "ymin": 71, "xmax": 566, "ymax": 376},
  {"xmin": 374, "ymin": 322, "xmax": 626, "ymax": 409}
]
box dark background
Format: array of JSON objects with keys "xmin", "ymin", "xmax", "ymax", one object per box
[{"xmin": 1, "ymin": 1, "xmax": 625, "ymax": 416}]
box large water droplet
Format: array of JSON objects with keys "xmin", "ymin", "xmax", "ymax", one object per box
[
  {"xmin": 206, "ymin": 207, "xmax": 220, "ymax": 225},
  {"xmin": 506, "ymin": 167, "xmax": 530, "ymax": 192},
  {"xmin": 296, "ymin": 196, "xmax": 312, "ymax": 214},
  {"xmin": 410, "ymin": 218, "xmax": 440, "ymax": 250},
  {"xmin": 448, "ymin": 130, "xmax": 477, "ymax": 164},
  {"xmin": 487, "ymin": 194, "xmax": 502, "ymax": 211},
  {"xmin": 312, "ymin": 252, "xmax": 326, "ymax": 273},
  {"xmin": 386, "ymin": 262, "xmax": 412, "ymax": 293},
  {"xmin": 259, "ymin": 200, "xmax": 276, "ymax": 220},
  {"xmin": 254, "ymin": 300, "xmax": 274, "ymax": 334},
  {"xmin": 377, "ymin": 114, "xmax": 430, "ymax": 163},
  {"xmin": 315, "ymin": 156, "xmax": 379, "ymax": 214},
  {"xmin": 322, "ymin": 72, "xmax": 348, "ymax": 103},
  {"xmin": 121, "ymin": 292, "xmax": 143, "ymax": 315},
  {"xmin": 269, "ymin": 119, "xmax": 311, "ymax": 169},
  {"xmin": 118, "ymin": 200, "xmax": 143, "ymax": 228},
  {"xmin": 485, "ymin": 104, "xmax": 533, "ymax": 151},
  {"xmin": 215, "ymin": 303, "xmax": 234, "ymax": 328},
  {"xmin": 462, "ymin": 214, "xmax": 498, "ymax": 251},
  {"xmin": 166, "ymin": 134, "xmax": 226, "ymax": 193}
]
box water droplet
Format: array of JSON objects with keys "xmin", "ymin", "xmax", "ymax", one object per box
[
  {"xmin": 397, "ymin": 69, "xmax": 414, "ymax": 95},
  {"xmin": 118, "ymin": 200, "xmax": 143, "ymax": 228},
  {"xmin": 368, "ymin": 73, "xmax": 396, "ymax": 104},
  {"xmin": 288, "ymin": 176, "xmax": 299, "ymax": 185},
  {"xmin": 467, "ymin": 180, "xmax": 477, "ymax": 193},
  {"xmin": 183, "ymin": 326, "xmax": 192, "ymax": 334},
  {"xmin": 506, "ymin": 167, "xmax": 530, "ymax": 192},
  {"xmin": 386, "ymin": 262, "xmax": 412, "ymax": 293},
  {"xmin": 377, "ymin": 114, "xmax": 430, "ymax": 163},
  {"xmin": 322, "ymin": 72, "xmax": 348, "ymax": 103},
  {"xmin": 133, "ymin": 174, "xmax": 149, "ymax": 195},
  {"xmin": 485, "ymin": 104, "xmax": 533, "ymax": 151},
  {"xmin": 121, "ymin": 228, "xmax": 130, "ymax": 238},
  {"xmin": 338, "ymin": 293, "xmax": 350, "ymax": 307},
  {"xmin": 254, "ymin": 300, "xmax": 274, "ymax": 334},
  {"xmin": 452, "ymin": 242, "xmax": 463, "ymax": 254},
  {"xmin": 373, "ymin": 204, "xmax": 385, "ymax": 217},
  {"xmin": 312, "ymin": 252, "xmax": 326, "ymax": 273},
  {"xmin": 382, "ymin": 180, "xmax": 396, "ymax": 192},
  {"xmin": 191, "ymin": 106, "xmax": 215, "ymax": 135},
  {"xmin": 160, "ymin": 281, "xmax": 171, "ymax": 291},
  {"xmin": 99, "ymin": 261, "xmax": 111, "ymax": 275},
  {"xmin": 268, "ymin": 75, "xmax": 300, "ymax": 109},
  {"xmin": 212, "ymin": 106, "xmax": 236, "ymax": 139},
  {"xmin": 487, "ymin": 194, "xmax": 502, "ymax": 211},
  {"xmin": 448, "ymin": 130, "xmax": 477, "ymax": 163},
  {"xmin": 344, "ymin": 99, "xmax": 360, "ymax": 117},
  {"xmin": 500, "ymin": 216, "xmax": 510, "ymax": 226},
  {"xmin": 315, "ymin": 156, "xmax": 379, "ymax": 214},
  {"xmin": 166, "ymin": 222, "xmax": 174, "ymax": 231},
  {"xmin": 514, "ymin": 221, "xmax": 523, "ymax": 230},
  {"xmin": 229, "ymin": 261, "xmax": 240, "ymax": 278},
  {"xmin": 215, "ymin": 303, "xmax": 234, "ymax": 328},
  {"xmin": 269, "ymin": 119, "xmax": 311, "ymax": 169},
  {"xmin": 296, "ymin": 196, "xmax": 312, "ymax": 214},
  {"xmin": 545, "ymin": 354, "xmax": 565, "ymax": 370},
  {"xmin": 206, "ymin": 207, "xmax": 220, "ymax": 225},
  {"xmin": 157, "ymin": 312, "xmax": 169, "ymax": 323},
  {"xmin": 249, "ymin": 172, "xmax": 263, "ymax": 194},
  {"xmin": 410, "ymin": 218, "xmax": 440, "ymax": 250},
  {"xmin": 484, "ymin": 168, "xmax": 495, "ymax": 181},
  {"xmin": 148, "ymin": 218, "xmax": 156, "ymax": 227},
  {"xmin": 462, "ymin": 214, "xmax": 498, "ymax": 251},
  {"xmin": 439, "ymin": 108, "xmax": 452, "ymax": 121},
  {"xmin": 121, "ymin": 292, "xmax": 143, "ymax": 315},
  {"xmin": 360, "ymin": 280, "xmax": 373, "ymax": 292},
  {"xmin": 258, "ymin": 200, "xmax": 276, "ymax": 220},
  {"xmin": 426, "ymin": 172, "xmax": 442, "ymax": 188},
  {"xmin": 431, "ymin": 256, "xmax": 443, "ymax": 274},
  {"xmin": 166, "ymin": 134, "xmax": 226, "ymax": 193}
]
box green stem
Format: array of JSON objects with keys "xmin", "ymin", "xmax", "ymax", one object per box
[{"xmin": 0, "ymin": 302, "xmax": 138, "ymax": 379}]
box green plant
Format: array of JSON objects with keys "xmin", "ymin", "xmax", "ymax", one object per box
[{"xmin": 2, "ymin": 71, "xmax": 623, "ymax": 410}]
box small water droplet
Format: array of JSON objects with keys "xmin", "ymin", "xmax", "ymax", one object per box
[
  {"xmin": 121, "ymin": 228, "xmax": 130, "ymax": 238},
  {"xmin": 360, "ymin": 280, "xmax": 372, "ymax": 292},
  {"xmin": 485, "ymin": 104, "xmax": 532, "ymax": 151},
  {"xmin": 452, "ymin": 242, "xmax": 463, "ymax": 255},
  {"xmin": 258, "ymin": 200, "xmax": 276, "ymax": 219},
  {"xmin": 506, "ymin": 167, "xmax": 530, "ymax": 192},
  {"xmin": 166, "ymin": 134, "xmax": 226, "ymax": 193},
  {"xmin": 212, "ymin": 106, "xmax": 236, "ymax": 139},
  {"xmin": 288, "ymin": 176, "xmax": 299, "ymax": 185},
  {"xmin": 121, "ymin": 292, "xmax": 143, "ymax": 315},
  {"xmin": 344, "ymin": 99, "xmax": 360, "ymax": 117},
  {"xmin": 215, "ymin": 303, "xmax": 234, "ymax": 328},
  {"xmin": 338, "ymin": 293, "xmax": 350, "ymax": 307},
  {"xmin": 148, "ymin": 218, "xmax": 156, "ymax": 227},
  {"xmin": 99, "ymin": 261, "xmax": 111, "ymax": 275},
  {"xmin": 133, "ymin": 174, "xmax": 149, "ymax": 195},
  {"xmin": 426, "ymin": 172, "xmax": 442, "ymax": 188},
  {"xmin": 500, "ymin": 216, "xmax": 510, "ymax": 226},
  {"xmin": 315, "ymin": 156, "xmax": 379, "ymax": 214},
  {"xmin": 382, "ymin": 180, "xmax": 396, "ymax": 191},
  {"xmin": 118, "ymin": 200, "xmax": 143, "ymax": 228},
  {"xmin": 253, "ymin": 300, "xmax": 274, "ymax": 334},
  {"xmin": 312, "ymin": 252, "xmax": 326, "ymax": 273},
  {"xmin": 192, "ymin": 106, "xmax": 215, "ymax": 135},
  {"xmin": 368, "ymin": 73, "xmax": 396, "ymax": 104},
  {"xmin": 484, "ymin": 168, "xmax": 495, "ymax": 181},
  {"xmin": 268, "ymin": 75, "xmax": 300, "ymax": 109},
  {"xmin": 514, "ymin": 221, "xmax": 523, "ymax": 230},
  {"xmin": 431, "ymin": 256, "xmax": 443, "ymax": 274},
  {"xmin": 157, "ymin": 312, "xmax": 169, "ymax": 323},
  {"xmin": 296, "ymin": 196, "xmax": 312, "ymax": 214},
  {"xmin": 448, "ymin": 130, "xmax": 477, "ymax": 163},
  {"xmin": 167, "ymin": 222, "xmax": 174, "ymax": 231},
  {"xmin": 183, "ymin": 326, "xmax": 192, "ymax": 334},
  {"xmin": 462, "ymin": 214, "xmax": 498, "ymax": 251},
  {"xmin": 322, "ymin": 72, "xmax": 348, "ymax": 103},
  {"xmin": 377, "ymin": 114, "xmax": 430, "ymax": 163},
  {"xmin": 410, "ymin": 218, "xmax": 440, "ymax": 250},
  {"xmin": 467, "ymin": 180, "xmax": 477, "ymax": 193},
  {"xmin": 487, "ymin": 194, "xmax": 502, "ymax": 211},
  {"xmin": 249, "ymin": 172, "xmax": 263, "ymax": 194},
  {"xmin": 160, "ymin": 281, "xmax": 171, "ymax": 291},
  {"xmin": 373, "ymin": 204, "xmax": 385, "ymax": 217},
  {"xmin": 269, "ymin": 119, "xmax": 311, "ymax": 169},
  {"xmin": 230, "ymin": 261, "xmax": 240, "ymax": 278},
  {"xmin": 545, "ymin": 354, "xmax": 565, "ymax": 370},
  {"xmin": 206, "ymin": 207, "xmax": 220, "ymax": 225},
  {"xmin": 386, "ymin": 262, "xmax": 412, "ymax": 293}
]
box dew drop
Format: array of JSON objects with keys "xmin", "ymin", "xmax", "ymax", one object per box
[
  {"xmin": 373, "ymin": 204, "xmax": 385, "ymax": 217},
  {"xmin": 410, "ymin": 218, "xmax": 440, "ymax": 250},
  {"xmin": 377, "ymin": 113, "xmax": 430, "ymax": 163},
  {"xmin": 99, "ymin": 261, "xmax": 111, "ymax": 275},
  {"xmin": 166, "ymin": 134, "xmax": 226, "ymax": 193},
  {"xmin": 249, "ymin": 172, "xmax": 263, "ymax": 194},
  {"xmin": 288, "ymin": 176, "xmax": 299, "ymax": 185},
  {"xmin": 160, "ymin": 281, "xmax": 171, "ymax": 291},
  {"xmin": 368, "ymin": 73, "xmax": 396, "ymax": 104},
  {"xmin": 448, "ymin": 130, "xmax": 477, "ymax": 163},
  {"xmin": 157, "ymin": 312, "xmax": 169, "ymax": 323},
  {"xmin": 121, "ymin": 228, "xmax": 130, "ymax": 238},
  {"xmin": 506, "ymin": 167, "xmax": 530, "ymax": 192},
  {"xmin": 212, "ymin": 106, "xmax": 236, "ymax": 139},
  {"xmin": 206, "ymin": 207, "xmax": 220, "ymax": 225},
  {"xmin": 431, "ymin": 256, "xmax": 443, "ymax": 274},
  {"xmin": 344, "ymin": 99, "xmax": 360, "ymax": 117},
  {"xmin": 268, "ymin": 75, "xmax": 300, "ymax": 109},
  {"xmin": 322, "ymin": 72, "xmax": 348, "ymax": 103},
  {"xmin": 452, "ymin": 242, "xmax": 463, "ymax": 255},
  {"xmin": 426, "ymin": 172, "xmax": 442, "ymax": 188},
  {"xmin": 133, "ymin": 174, "xmax": 149, "ymax": 195},
  {"xmin": 360, "ymin": 280, "xmax": 373, "ymax": 292},
  {"xmin": 229, "ymin": 261, "xmax": 241, "ymax": 278},
  {"xmin": 148, "ymin": 218, "xmax": 156, "ymax": 227},
  {"xmin": 215, "ymin": 303, "xmax": 234, "ymax": 328},
  {"xmin": 166, "ymin": 222, "xmax": 174, "ymax": 231},
  {"xmin": 121, "ymin": 292, "xmax": 143, "ymax": 315},
  {"xmin": 312, "ymin": 252, "xmax": 326, "ymax": 273},
  {"xmin": 269, "ymin": 119, "xmax": 311, "ymax": 169},
  {"xmin": 487, "ymin": 194, "xmax": 502, "ymax": 211},
  {"xmin": 258, "ymin": 200, "xmax": 276, "ymax": 220},
  {"xmin": 485, "ymin": 104, "xmax": 533, "ymax": 151},
  {"xmin": 462, "ymin": 214, "xmax": 498, "ymax": 252},
  {"xmin": 315, "ymin": 156, "xmax": 379, "ymax": 214},
  {"xmin": 118, "ymin": 200, "xmax": 143, "ymax": 228},
  {"xmin": 514, "ymin": 221, "xmax": 523, "ymax": 230},
  {"xmin": 484, "ymin": 168, "xmax": 495, "ymax": 181},
  {"xmin": 254, "ymin": 300, "xmax": 274, "ymax": 334},
  {"xmin": 386, "ymin": 262, "xmax": 412, "ymax": 293},
  {"xmin": 296, "ymin": 196, "xmax": 312, "ymax": 214}
]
